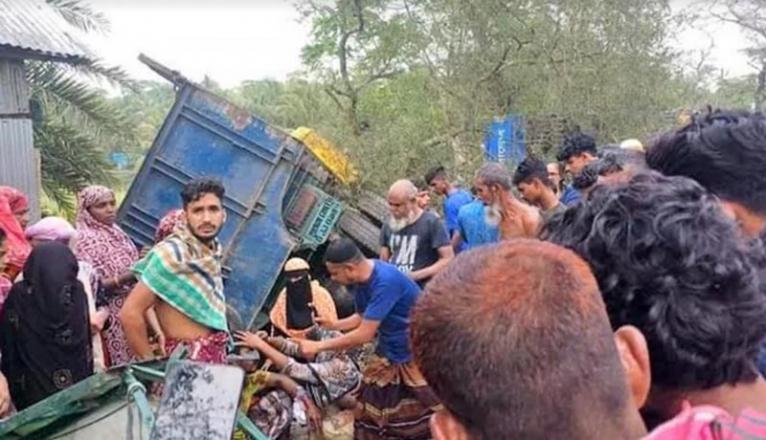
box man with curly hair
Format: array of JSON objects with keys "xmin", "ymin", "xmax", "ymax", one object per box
[
  {"xmin": 647, "ymin": 110, "xmax": 766, "ymax": 237},
  {"xmin": 546, "ymin": 171, "xmax": 766, "ymax": 429},
  {"xmin": 571, "ymin": 146, "xmax": 647, "ymax": 195},
  {"xmin": 556, "ymin": 133, "xmax": 599, "ymax": 177},
  {"xmin": 555, "ymin": 133, "xmax": 599, "ymax": 206}
]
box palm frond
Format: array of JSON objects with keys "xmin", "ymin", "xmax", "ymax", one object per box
[
  {"xmin": 66, "ymin": 58, "xmax": 140, "ymax": 92},
  {"xmin": 46, "ymin": 0, "xmax": 110, "ymax": 34},
  {"xmin": 36, "ymin": 118, "xmax": 115, "ymax": 216},
  {"xmin": 42, "ymin": 181, "xmax": 77, "ymax": 216},
  {"xmin": 27, "ymin": 61, "xmax": 135, "ymax": 140},
  {"xmin": 40, "ymin": 191, "xmax": 76, "ymax": 220}
]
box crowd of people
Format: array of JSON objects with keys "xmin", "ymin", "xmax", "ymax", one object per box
[{"xmin": 0, "ymin": 108, "xmax": 765, "ymax": 440}]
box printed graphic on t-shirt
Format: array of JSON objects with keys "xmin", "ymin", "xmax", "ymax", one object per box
[
  {"xmin": 380, "ymin": 211, "xmax": 450, "ymax": 276},
  {"xmin": 389, "ymin": 234, "xmax": 418, "ymax": 273}
]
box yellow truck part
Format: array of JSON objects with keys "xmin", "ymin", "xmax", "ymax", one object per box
[{"xmin": 291, "ymin": 127, "xmax": 358, "ymax": 185}]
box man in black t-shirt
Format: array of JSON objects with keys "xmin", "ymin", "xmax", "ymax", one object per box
[{"xmin": 380, "ymin": 179, "xmax": 453, "ymax": 285}]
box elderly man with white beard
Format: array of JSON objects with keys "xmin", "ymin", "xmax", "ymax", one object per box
[
  {"xmin": 474, "ymin": 162, "xmax": 541, "ymax": 240},
  {"xmin": 380, "ymin": 179, "xmax": 453, "ymax": 287}
]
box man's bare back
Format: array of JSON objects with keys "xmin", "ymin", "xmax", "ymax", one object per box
[{"xmin": 155, "ymin": 298, "xmax": 212, "ymax": 341}]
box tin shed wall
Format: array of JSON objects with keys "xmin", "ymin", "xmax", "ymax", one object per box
[{"xmin": 0, "ymin": 58, "xmax": 40, "ymax": 219}]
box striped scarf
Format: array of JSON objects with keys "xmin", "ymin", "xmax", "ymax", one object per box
[{"xmin": 133, "ymin": 225, "xmax": 228, "ymax": 332}]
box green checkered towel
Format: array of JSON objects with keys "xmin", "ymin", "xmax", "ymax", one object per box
[{"xmin": 133, "ymin": 225, "xmax": 228, "ymax": 331}]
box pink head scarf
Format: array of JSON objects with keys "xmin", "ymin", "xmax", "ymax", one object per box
[
  {"xmin": 0, "ymin": 186, "xmax": 31, "ymax": 274},
  {"xmin": 0, "ymin": 186, "xmax": 29, "ymax": 214},
  {"xmin": 25, "ymin": 217, "xmax": 76, "ymax": 243},
  {"xmin": 154, "ymin": 209, "xmax": 186, "ymax": 243},
  {"xmin": 74, "ymin": 185, "xmax": 138, "ymax": 280}
]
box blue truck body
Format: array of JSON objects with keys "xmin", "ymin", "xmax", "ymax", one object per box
[
  {"xmin": 0, "ymin": 55, "xmax": 385, "ymax": 440},
  {"xmin": 118, "ymin": 56, "xmax": 346, "ymax": 329}
]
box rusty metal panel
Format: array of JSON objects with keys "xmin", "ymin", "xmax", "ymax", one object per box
[
  {"xmin": 0, "ymin": 0, "xmax": 91, "ymax": 64},
  {"xmin": 0, "ymin": 118, "xmax": 40, "ymax": 220}
]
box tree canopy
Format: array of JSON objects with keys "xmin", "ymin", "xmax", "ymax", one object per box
[{"xmin": 109, "ymin": 0, "xmax": 763, "ymax": 194}]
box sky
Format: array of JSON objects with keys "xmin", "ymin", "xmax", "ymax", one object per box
[
  {"xmin": 671, "ymin": 0, "xmax": 754, "ymax": 78},
  {"xmin": 85, "ymin": 0, "xmax": 755, "ymax": 89},
  {"xmin": 89, "ymin": 0, "xmax": 310, "ymax": 88}
]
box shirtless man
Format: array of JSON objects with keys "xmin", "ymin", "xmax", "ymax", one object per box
[
  {"xmin": 474, "ymin": 162, "xmax": 541, "ymax": 240},
  {"xmin": 120, "ymin": 178, "xmax": 229, "ymax": 362}
]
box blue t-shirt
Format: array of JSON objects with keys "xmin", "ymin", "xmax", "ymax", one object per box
[
  {"xmin": 560, "ymin": 184, "xmax": 581, "ymax": 206},
  {"xmin": 354, "ymin": 260, "xmax": 421, "ymax": 364},
  {"xmin": 457, "ymin": 200, "xmax": 499, "ymax": 249},
  {"xmin": 444, "ymin": 189, "xmax": 473, "ymax": 250}
]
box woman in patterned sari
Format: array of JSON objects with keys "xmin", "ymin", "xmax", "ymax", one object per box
[
  {"xmin": 235, "ymin": 327, "xmax": 361, "ymax": 439},
  {"xmin": 74, "ymin": 186, "xmax": 139, "ymax": 366}
]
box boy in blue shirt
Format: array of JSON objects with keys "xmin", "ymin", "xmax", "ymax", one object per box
[
  {"xmin": 297, "ymin": 238, "xmax": 440, "ymax": 439},
  {"xmin": 425, "ymin": 166, "xmax": 473, "ymax": 252}
]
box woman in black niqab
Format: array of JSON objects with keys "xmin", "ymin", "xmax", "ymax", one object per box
[
  {"xmin": 285, "ymin": 269, "xmax": 314, "ymax": 331},
  {"xmin": 0, "ymin": 241, "xmax": 92, "ymax": 410}
]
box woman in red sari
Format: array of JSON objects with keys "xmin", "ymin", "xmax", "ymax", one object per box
[
  {"xmin": 0, "ymin": 187, "xmax": 31, "ymax": 283},
  {"xmin": 74, "ymin": 186, "xmax": 139, "ymax": 366}
]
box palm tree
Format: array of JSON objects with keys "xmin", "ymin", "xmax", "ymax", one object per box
[{"xmin": 29, "ymin": 0, "xmax": 138, "ymax": 214}]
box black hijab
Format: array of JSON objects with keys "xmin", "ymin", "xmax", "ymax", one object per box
[
  {"xmin": 0, "ymin": 242, "xmax": 92, "ymax": 410},
  {"xmin": 285, "ymin": 270, "xmax": 314, "ymax": 330}
]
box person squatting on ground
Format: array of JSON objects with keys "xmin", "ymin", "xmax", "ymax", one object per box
[
  {"xmin": 234, "ymin": 326, "xmax": 362, "ymax": 438},
  {"xmin": 269, "ymin": 257, "xmax": 338, "ymax": 340},
  {"xmin": 297, "ymin": 238, "xmax": 441, "ymax": 440}
]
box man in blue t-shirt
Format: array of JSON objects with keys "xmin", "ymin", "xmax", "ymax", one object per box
[
  {"xmin": 425, "ymin": 166, "xmax": 473, "ymax": 252},
  {"xmin": 548, "ymin": 161, "xmax": 582, "ymax": 206},
  {"xmin": 297, "ymin": 238, "xmax": 440, "ymax": 439},
  {"xmin": 454, "ymin": 199, "xmax": 499, "ymax": 249}
]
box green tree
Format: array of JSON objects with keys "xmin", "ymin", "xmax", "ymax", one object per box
[
  {"xmin": 296, "ymin": 0, "xmax": 693, "ymax": 191},
  {"xmin": 298, "ymin": 0, "xmax": 419, "ymax": 137},
  {"xmin": 711, "ymin": 75, "xmax": 761, "ymax": 109},
  {"xmin": 110, "ymin": 81, "xmax": 175, "ymax": 168},
  {"xmin": 706, "ymin": 0, "xmax": 766, "ymax": 110},
  {"xmin": 31, "ymin": 0, "xmax": 137, "ymax": 214}
]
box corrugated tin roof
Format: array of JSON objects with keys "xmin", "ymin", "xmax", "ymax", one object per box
[{"xmin": 0, "ymin": 0, "xmax": 92, "ymax": 63}]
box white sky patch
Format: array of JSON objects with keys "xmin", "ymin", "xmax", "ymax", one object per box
[
  {"xmin": 84, "ymin": 0, "xmax": 756, "ymax": 88},
  {"xmin": 89, "ymin": 0, "xmax": 309, "ymax": 87},
  {"xmin": 671, "ymin": 0, "xmax": 754, "ymax": 78}
]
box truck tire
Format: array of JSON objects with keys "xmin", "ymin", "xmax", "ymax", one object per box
[
  {"xmin": 355, "ymin": 191, "xmax": 388, "ymax": 226},
  {"xmin": 338, "ymin": 209, "xmax": 381, "ymax": 256}
]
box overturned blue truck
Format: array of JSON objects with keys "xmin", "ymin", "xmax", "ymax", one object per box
[{"xmin": 0, "ymin": 55, "xmax": 387, "ymax": 439}]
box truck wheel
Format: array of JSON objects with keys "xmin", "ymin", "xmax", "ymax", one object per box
[
  {"xmin": 338, "ymin": 209, "xmax": 381, "ymax": 256},
  {"xmin": 355, "ymin": 191, "xmax": 388, "ymax": 226}
]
